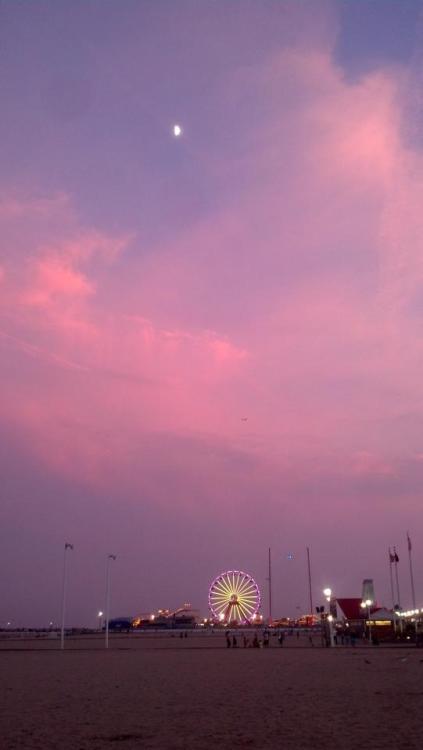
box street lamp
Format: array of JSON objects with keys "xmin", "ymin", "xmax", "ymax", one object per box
[
  {"xmin": 98, "ymin": 611, "xmax": 103, "ymax": 631},
  {"xmin": 321, "ymin": 588, "xmax": 335, "ymax": 647},
  {"xmin": 105, "ymin": 554, "xmax": 117, "ymax": 650},
  {"xmin": 361, "ymin": 599, "xmax": 373, "ymax": 643}
]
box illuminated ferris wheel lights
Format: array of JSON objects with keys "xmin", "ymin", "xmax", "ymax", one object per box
[{"xmin": 209, "ymin": 570, "xmax": 261, "ymax": 624}]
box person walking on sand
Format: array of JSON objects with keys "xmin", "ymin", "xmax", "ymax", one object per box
[
  {"xmin": 232, "ymin": 634, "xmax": 238, "ymax": 648},
  {"xmin": 278, "ymin": 631, "xmax": 285, "ymax": 647},
  {"xmin": 226, "ymin": 631, "xmax": 231, "ymax": 648},
  {"xmin": 243, "ymin": 634, "xmax": 248, "ymax": 648},
  {"xmin": 253, "ymin": 633, "xmax": 259, "ymax": 648}
]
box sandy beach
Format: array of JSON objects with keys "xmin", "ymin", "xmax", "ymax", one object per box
[{"xmin": 1, "ymin": 634, "xmax": 422, "ymax": 749}]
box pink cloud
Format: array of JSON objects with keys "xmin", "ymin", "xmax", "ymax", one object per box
[
  {"xmin": 2, "ymin": 39, "xmax": 423, "ymax": 509},
  {"xmin": 0, "ymin": 191, "xmax": 70, "ymax": 219},
  {"xmin": 22, "ymin": 257, "xmax": 94, "ymax": 307}
]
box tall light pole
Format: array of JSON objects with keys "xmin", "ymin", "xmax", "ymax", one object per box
[
  {"xmin": 105, "ymin": 554, "xmax": 116, "ymax": 649},
  {"xmin": 361, "ymin": 599, "xmax": 373, "ymax": 644},
  {"xmin": 60, "ymin": 542, "xmax": 74, "ymax": 650}
]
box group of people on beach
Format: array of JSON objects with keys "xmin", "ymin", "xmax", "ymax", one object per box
[
  {"xmin": 224, "ymin": 628, "xmax": 367, "ymax": 648},
  {"xmin": 224, "ymin": 629, "xmax": 336, "ymax": 648},
  {"xmin": 225, "ymin": 629, "xmax": 281, "ymax": 648}
]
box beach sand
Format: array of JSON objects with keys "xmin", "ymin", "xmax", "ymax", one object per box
[{"xmin": 1, "ymin": 634, "xmax": 422, "ymax": 749}]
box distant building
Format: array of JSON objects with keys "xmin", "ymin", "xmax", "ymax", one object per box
[{"xmin": 132, "ymin": 604, "xmax": 200, "ymax": 629}]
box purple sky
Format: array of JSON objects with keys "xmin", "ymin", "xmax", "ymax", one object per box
[{"xmin": 1, "ymin": 0, "xmax": 423, "ymax": 626}]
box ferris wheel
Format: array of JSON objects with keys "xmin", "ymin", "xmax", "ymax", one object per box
[{"xmin": 208, "ymin": 570, "xmax": 261, "ymax": 624}]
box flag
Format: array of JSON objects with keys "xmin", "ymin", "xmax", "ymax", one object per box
[
  {"xmin": 389, "ymin": 549, "xmax": 396, "ymax": 564},
  {"xmin": 407, "ymin": 532, "xmax": 412, "ymax": 552},
  {"xmin": 394, "ymin": 550, "xmax": 399, "ymax": 563},
  {"xmin": 65, "ymin": 543, "xmax": 74, "ymax": 550}
]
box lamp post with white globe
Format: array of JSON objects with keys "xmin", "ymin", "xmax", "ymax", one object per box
[
  {"xmin": 323, "ymin": 588, "xmax": 335, "ymax": 647},
  {"xmin": 361, "ymin": 599, "xmax": 373, "ymax": 643}
]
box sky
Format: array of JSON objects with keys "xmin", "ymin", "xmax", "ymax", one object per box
[{"xmin": 1, "ymin": 0, "xmax": 423, "ymax": 627}]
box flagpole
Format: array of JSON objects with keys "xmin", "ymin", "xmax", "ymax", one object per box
[
  {"xmin": 267, "ymin": 547, "xmax": 272, "ymax": 623},
  {"xmin": 407, "ymin": 532, "xmax": 416, "ymax": 610},
  {"xmin": 60, "ymin": 543, "xmax": 73, "ymax": 650},
  {"xmin": 306, "ymin": 546, "xmax": 313, "ymax": 615},
  {"xmin": 393, "ymin": 546, "xmax": 401, "ymax": 608},
  {"xmin": 388, "ymin": 549, "xmax": 395, "ymax": 609},
  {"xmin": 388, "ymin": 549, "xmax": 397, "ymax": 634}
]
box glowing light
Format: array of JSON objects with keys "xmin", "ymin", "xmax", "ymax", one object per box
[
  {"xmin": 323, "ymin": 588, "xmax": 332, "ymax": 597},
  {"xmin": 173, "ymin": 124, "xmax": 182, "ymax": 137},
  {"xmin": 209, "ymin": 570, "xmax": 261, "ymax": 624}
]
